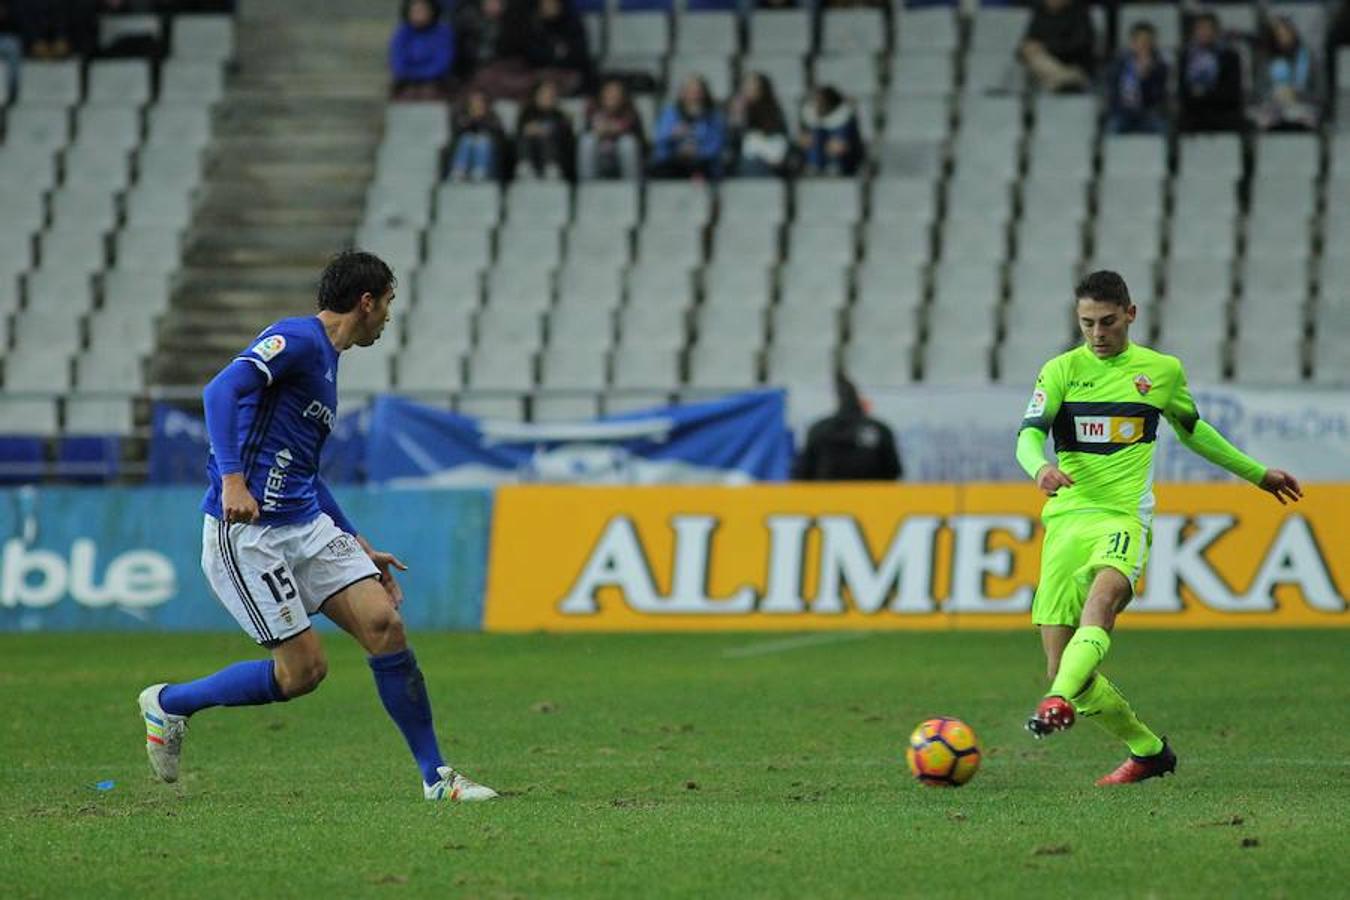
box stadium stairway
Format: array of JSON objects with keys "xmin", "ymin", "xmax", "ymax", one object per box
[{"xmin": 150, "ymin": 0, "xmax": 387, "ymax": 387}]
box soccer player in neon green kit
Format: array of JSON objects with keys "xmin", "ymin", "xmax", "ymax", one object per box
[{"xmin": 1017, "ymin": 271, "xmax": 1302, "ymax": 785}]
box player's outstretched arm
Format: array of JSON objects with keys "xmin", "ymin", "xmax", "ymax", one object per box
[{"xmin": 1257, "ymin": 468, "xmax": 1303, "ymax": 506}]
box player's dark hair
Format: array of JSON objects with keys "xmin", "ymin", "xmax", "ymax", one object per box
[
  {"xmin": 1075, "ymin": 270, "xmax": 1132, "ymax": 309},
  {"xmin": 1130, "ymin": 21, "xmax": 1157, "ymax": 40},
  {"xmin": 317, "ymin": 251, "xmax": 395, "ymax": 313}
]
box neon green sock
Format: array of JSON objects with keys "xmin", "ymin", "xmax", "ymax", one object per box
[
  {"xmin": 1048, "ymin": 625, "xmax": 1111, "ymax": 699},
  {"xmin": 1071, "ymin": 673, "xmax": 1164, "ymax": 758}
]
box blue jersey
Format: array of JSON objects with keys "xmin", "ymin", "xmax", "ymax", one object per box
[{"xmin": 201, "ymin": 316, "xmax": 340, "ymax": 527}]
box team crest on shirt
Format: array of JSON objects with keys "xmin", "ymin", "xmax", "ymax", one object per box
[
  {"xmin": 251, "ymin": 335, "xmax": 287, "ymax": 361},
  {"xmin": 1133, "ymin": 374, "xmax": 1153, "ymax": 396}
]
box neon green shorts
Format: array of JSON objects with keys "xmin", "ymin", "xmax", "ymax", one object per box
[{"xmin": 1031, "ymin": 513, "xmax": 1151, "ymax": 627}]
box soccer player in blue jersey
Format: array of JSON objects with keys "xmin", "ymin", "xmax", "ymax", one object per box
[{"xmin": 138, "ymin": 251, "xmax": 496, "ymax": 802}]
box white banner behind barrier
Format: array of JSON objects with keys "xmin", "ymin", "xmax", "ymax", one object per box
[{"xmin": 786, "ymin": 385, "xmax": 1350, "ymax": 483}]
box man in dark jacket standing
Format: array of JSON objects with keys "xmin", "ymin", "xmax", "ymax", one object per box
[
  {"xmin": 1018, "ymin": 0, "xmax": 1097, "ymax": 93},
  {"xmin": 792, "ymin": 374, "xmax": 902, "ymax": 482}
]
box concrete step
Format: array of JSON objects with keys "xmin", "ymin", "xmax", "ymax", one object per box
[
  {"xmin": 175, "ymin": 266, "xmax": 323, "ymax": 294},
  {"xmin": 230, "ymin": 71, "xmax": 386, "ymax": 97},
  {"xmin": 193, "ymin": 204, "xmax": 360, "ymax": 228},
  {"xmin": 197, "ymin": 178, "xmax": 367, "ymax": 210},
  {"xmin": 206, "ymin": 158, "xmax": 373, "ymax": 183},
  {"xmin": 210, "ymin": 133, "xmax": 376, "ymax": 161},
  {"xmin": 215, "ymin": 94, "xmax": 384, "ymax": 125},
  {"xmin": 186, "ymin": 226, "xmax": 354, "ymax": 268}
]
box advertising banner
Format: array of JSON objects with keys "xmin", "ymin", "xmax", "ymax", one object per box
[
  {"xmin": 484, "ymin": 484, "xmax": 1349, "ymax": 632},
  {"xmin": 365, "ymin": 390, "xmax": 793, "ymax": 486},
  {"xmin": 147, "ymin": 402, "xmax": 371, "ymax": 485},
  {"xmin": 0, "ymin": 486, "xmax": 491, "ymax": 633},
  {"xmin": 787, "ymin": 385, "xmax": 1350, "ymax": 484}
]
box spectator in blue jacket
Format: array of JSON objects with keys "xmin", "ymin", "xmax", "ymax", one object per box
[
  {"xmin": 390, "ymin": 0, "xmax": 455, "ymax": 100},
  {"xmin": 648, "ymin": 75, "xmax": 726, "ymax": 180},
  {"xmin": 1250, "ymin": 16, "xmax": 1319, "ymax": 131},
  {"xmin": 798, "ymin": 85, "xmax": 865, "ymax": 176},
  {"xmin": 1106, "ymin": 22, "xmax": 1170, "ymax": 134}
]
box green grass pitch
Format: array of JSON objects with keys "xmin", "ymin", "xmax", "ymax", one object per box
[{"xmin": 2, "ymin": 630, "xmax": 1347, "ymax": 898}]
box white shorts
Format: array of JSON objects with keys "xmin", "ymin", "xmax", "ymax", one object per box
[{"xmin": 201, "ymin": 513, "xmax": 380, "ymax": 647}]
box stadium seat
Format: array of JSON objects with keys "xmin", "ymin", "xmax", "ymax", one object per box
[
  {"xmin": 1178, "ymin": 135, "xmax": 1243, "ymax": 179},
  {"xmin": 882, "ymin": 94, "xmax": 950, "ymax": 142},
  {"xmin": 576, "ymin": 181, "xmax": 641, "ymax": 229},
  {"xmin": 636, "ymin": 223, "xmax": 704, "ymax": 268},
  {"xmin": 750, "ymin": 9, "xmax": 813, "ymax": 56},
  {"xmin": 1254, "ymin": 133, "xmax": 1320, "ymax": 177},
  {"xmin": 675, "ymin": 11, "xmax": 740, "ymax": 55},
  {"xmin": 626, "ymin": 263, "xmax": 695, "ymax": 311},
  {"xmin": 842, "ymin": 338, "xmax": 916, "ymax": 387},
  {"xmin": 338, "ymin": 346, "xmax": 394, "ymax": 393},
  {"xmin": 785, "ymin": 223, "xmax": 855, "ymax": 266},
  {"xmin": 74, "ymin": 349, "xmax": 144, "ymax": 392},
  {"xmin": 947, "ymin": 170, "xmax": 1013, "ymax": 221},
  {"xmin": 1120, "ymin": 3, "xmax": 1180, "ymax": 49},
  {"xmin": 0, "ymin": 396, "xmax": 60, "ymax": 436},
  {"xmin": 86, "ymin": 60, "xmax": 152, "ymax": 107},
  {"xmin": 5, "ymin": 106, "xmax": 71, "ymax": 151},
  {"xmin": 457, "ymin": 392, "xmax": 524, "ymax": 421},
  {"xmin": 159, "ymin": 61, "xmax": 226, "ymax": 104},
  {"xmin": 777, "ymin": 260, "xmax": 849, "ymax": 309},
  {"xmin": 862, "ymin": 220, "xmax": 932, "ymax": 265},
  {"xmin": 506, "ymin": 182, "xmax": 571, "ymax": 228},
  {"xmin": 820, "ymin": 9, "xmax": 883, "ymax": 54},
  {"xmin": 887, "ymin": 55, "xmax": 956, "ymax": 98},
  {"xmin": 540, "ymin": 343, "xmax": 610, "ymax": 390},
  {"xmin": 770, "ymin": 299, "xmax": 842, "ymax": 347},
  {"xmin": 703, "ymin": 262, "xmax": 774, "ymax": 310},
  {"xmin": 124, "ymin": 186, "xmax": 195, "ymax": 229},
  {"xmin": 813, "ymin": 55, "xmax": 879, "ymax": 100},
  {"xmin": 686, "ymin": 340, "xmax": 759, "ymax": 387},
  {"xmin": 531, "ymin": 392, "xmax": 600, "ymax": 422},
  {"xmin": 895, "ymin": 8, "xmax": 959, "ymax": 53},
  {"xmin": 49, "ymin": 188, "xmax": 119, "ymax": 235},
  {"xmin": 709, "ymin": 220, "xmax": 780, "ymax": 266},
  {"xmin": 719, "ymin": 179, "xmax": 787, "ymax": 226},
  {"xmin": 764, "ymin": 340, "xmax": 836, "ymax": 389},
  {"xmin": 606, "ymin": 11, "xmax": 670, "ymax": 78},
  {"xmin": 611, "ymin": 344, "xmax": 681, "ymax": 388},
  {"xmin": 666, "ymin": 54, "xmax": 733, "ymax": 102},
  {"xmin": 567, "ymin": 222, "xmax": 634, "ymax": 269},
  {"xmin": 395, "ymin": 349, "xmax": 466, "ymax": 393},
  {"xmin": 15, "ymin": 61, "xmax": 82, "ymax": 107},
  {"xmin": 171, "ymin": 14, "xmax": 236, "ymax": 62},
  {"xmin": 940, "ymin": 214, "xmax": 1008, "ymax": 263},
  {"xmin": 496, "ymin": 224, "xmax": 564, "ymax": 272},
  {"xmin": 970, "ymin": 5, "xmax": 1032, "ymax": 53},
  {"xmin": 64, "ymin": 395, "xmax": 135, "ymax": 435},
  {"xmin": 425, "ymin": 224, "xmax": 494, "ymax": 273},
  {"xmin": 645, "ymin": 181, "xmax": 713, "ymax": 228},
  {"xmin": 484, "ymin": 266, "xmax": 554, "ymax": 311},
  {"xmin": 1101, "ymin": 136, "xmax": 1167, "ymax": 178},
  {"xmin": 1151, "ymin": 334, "xmax": 1225, "ymax": 383},
  {"xmin": 435, "ymin": 183, "xmax": 501, "ymax": 227},
  {"xmin": 1025, "ymin": 129, "xmax": 1093, "ymax": 181},
  {"xmin": 145, "ymin": 105, "xmax": 214, "ymax": 148},
  {"xmin": 4, "ymin": 346, "xmax": 72, "ymax": 392}
]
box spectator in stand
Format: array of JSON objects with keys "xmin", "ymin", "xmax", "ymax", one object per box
[
  {"xmin": 389, "ymin": 0, "xmax": 455, "ymax": 101},
  {"xmin": 577, "ymin": 77, "xmax": 645, "ymax": 180},
  {"xmin": 521, "ymin": 0, "xmax": 591, "ymax": 97},
  {"xmin": 792, "ymin": 373, "xmax": 902, "ymax": 482},
  {"xmin": 1018, "ymin": 0, "xmax": 1096, "ymax": 93},
  {"xmin": 454, "ymin": 0, "xmax": 533, "ymax": 101},
  {"xmin": 1179, "ymin": 12, "xmax": 1246, "ymax": 133},
  {"xmin": 448, "ymin": 89, "xmax": 507, "ymax": 182},
  {"xmin": 727, "ymin": 71, "xmax": 795, "ymax": 178},
  {"xmin": 515, "ymin": 79, "xmax": 576, "ymax": 180},
  {"xmin": 648, "ymin": 75, "xmax": 726, "ymax": 181},
  {"xmin": 13, "ymin": 0, "xmax": 97, "ymax": 59},
  {"xmin": 0, "ymin": 2, "xmax": 21, "ymax": 103},
  {"xmin": 798, "ymin": 85, "xmax": 865, "ymax": 177},
  {"xmin": 1250, "ymin": 16, "xmax": 1319, "ymax": 131},
  {"xmin": 1105, "ymin": 22, "xmax": 1170, "ymax": 134}
]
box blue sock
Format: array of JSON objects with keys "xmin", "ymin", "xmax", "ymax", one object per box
[
  {"xmin": 368, "ymin": 648, "xmax": 446, "ymax": 785},
  {"xmin": 159, "ymin": 660, "xmax": 285, "ymax": 717}
]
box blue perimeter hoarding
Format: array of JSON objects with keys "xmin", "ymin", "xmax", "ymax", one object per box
[{"xmin": 0, "ymin": 486, "xmax": 492, "ymax": 634}]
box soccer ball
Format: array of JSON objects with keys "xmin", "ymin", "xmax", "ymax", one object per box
[{"xmin": 905, "ymin": 717, "xmax": 981, "ymax": 787}]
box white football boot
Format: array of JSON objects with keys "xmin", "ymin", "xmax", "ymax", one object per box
[
  {"xmin": 424, "ymin": 766, "xmax": 499, "ymax": 802},
  {"xmin": 138, "ymin": 683, "xmax": 188, "ymax": 783}
]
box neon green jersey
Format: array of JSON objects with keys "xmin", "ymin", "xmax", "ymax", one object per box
[{"xmin": 1016, "ymin": 342, "xmax": 1265, "ymax": 523}]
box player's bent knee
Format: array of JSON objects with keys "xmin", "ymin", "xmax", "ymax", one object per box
[
  {"xmin": 366, "ymin": 606, "xmax": 407, "ymax": 654},
  {"xmin": 277, "ymin": 658, "xmax": 327, "ymax": 698}
]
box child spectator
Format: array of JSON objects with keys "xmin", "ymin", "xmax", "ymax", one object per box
[
  {"xmin": 1018, "ymin": 0, "xmax": 1096, "ymax": 93},
  {"xmin": 1179, "ymin": 12, "xmax": 1246, "ymax": 133},
  {"xmin": 1250, "ymin": 16, "xmax": 1319, "ymax": 131},
  {"xmin": 522, "ymin": 0, "xmax": 591, "ymax": 97},
  {"xmin": 448, "ymin": 90, "xmax": 507, "ymax": 182},
  {"xmin": 727, "ymin": 71, "xmax": 794, "ymax": 178},
  {"xmin": 516, "ymin": 79, "xmax": 576, "ymax": 180},
  {"xmin": 577, "ymin": 78, "xmax": 645, "ymax": 180},
  {"xmin": 389, "ymin": 0, "xmax": 455, "ymax": 101},
  {"xmin": 1106, "ymin": 22, "xmax": 1170, "ymax": 134},
  {"xmin": 798, "ymin": 85, "xmax": 865, "ymax": 177},
  {"xmin": 648, "ymin": 76, "xmax": 727, "ymax": 180}
]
